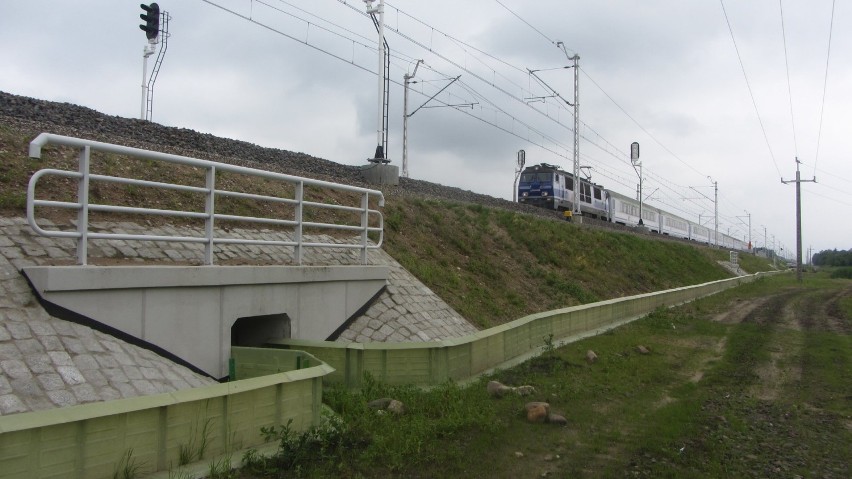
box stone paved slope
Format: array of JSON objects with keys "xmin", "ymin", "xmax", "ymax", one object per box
[
  {"xmin": 0, "ymin": 220, "xmax": 216, "ymax": 415},
  {"xmin": 0, "ymin": 216, "xmax": 476, "ymax": 415}
]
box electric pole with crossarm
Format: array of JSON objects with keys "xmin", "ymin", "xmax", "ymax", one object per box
[{"xmin": 781, "ymin": 157, "xmax": 816, "ymax": 282}]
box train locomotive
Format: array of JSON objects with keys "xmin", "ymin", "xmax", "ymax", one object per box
[{"xmin": 517, "ymin": 163, "xmax": 748, "ymax": 251}]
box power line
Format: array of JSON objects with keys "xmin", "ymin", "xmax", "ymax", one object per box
[
  {"xmin": 799, "ymin": 160, "xmax": 851, "ymax": 184},
  {"xmin": 813, "ymin": 0, "xmax": 836, "ymax": 176},
  {"xmin": 580, "ymin": 69, "xmax": 709, "ymax": 180},
  {"xmin": 206, "ymin": 0, "xmax": 753, "ymax": 230},
  {"xmin": 486, "ymin": 0, "xmax": 726, "ymax": 199},
  {"xmin": 719, "ymin": 0, "xmax": 782, "ymax": 179},
  {"xmin": 778, "ymin": 0, "xmax": 798, "ymax": 157},
  {"xmin": 493, "ymin": 0, "xmax": 557, "ymax": 45},
  {"xmin": 201, "ymin": 0, "xmax": 376, "ymax": 72}
]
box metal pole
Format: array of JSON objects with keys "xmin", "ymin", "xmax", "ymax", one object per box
[
  {"xmin": 738, "ymin": 211, "xmax": 752, "ymax": 252},
  {"xmin": 141, "ymin": 48, "xmax": 149, "ymax": 120},
  {"xmin": 795, "ymin": 163, "xmax": 803, "ymax": 280},
  {"xmin": 772, "ymin": 235, "xmax": 777, "ymax": 268},
  {"xmin": 638, "ymin": 162, "xmax": 644, "ymax": 225},
  {"xmin": 713, "ymin": 180, "xmax": 718, "ymax": 247},
  {"xmin": 140, "ymin": 42, "xmax": 156, "ymax": 120},
  {"xmin": 402, "ymin": 60, "xmax": 422, "ymax": 178},
  {"xmin": 572, "ymin": 53, "xmax": 580, "ymax": 217},
  {"xmin": 376, "ymin": 0, "xmax": 386, "ymax": 159},
  {"xmin": 403, "ymin": 73, "xmax": 410, "ymax": 177},
  {"xmin": 782, "ymin": 157, "xmax": 816, "ymax": 282}
]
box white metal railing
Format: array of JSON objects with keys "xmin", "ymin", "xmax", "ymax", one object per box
[{"xmin": 27, "ymin": 133, "xmax": 384, "ymax": 265}]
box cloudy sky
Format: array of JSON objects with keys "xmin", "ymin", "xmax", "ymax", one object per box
[{"xmin": 1, "ymin": 1, "xmax": 850, "ymax": 258}]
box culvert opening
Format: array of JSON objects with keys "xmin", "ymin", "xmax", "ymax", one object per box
[{"xmin": 231, "ymin": 313, "xmax": 291, "ymax": 347}]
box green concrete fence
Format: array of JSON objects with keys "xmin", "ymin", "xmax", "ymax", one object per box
[
  {"xmin": 268, "ymin": 274, "xmax": 761, "ymax": 388},
  {"xmin": 0, "ymin": 348, "xmax": 332, "ymax": 479}
]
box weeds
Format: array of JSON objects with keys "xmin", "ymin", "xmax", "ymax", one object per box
[
  {"xmin": 112, "ymin": 448, "xmax": 143, "ymax": 479},
  {"xmin": 178, "ymin": 411, "xmax": 214, "ymax": 465},
  {"xmin": 236, "ymin": 274, "xmax": 849, "ymax": 478},
  {"xmin": 207, "ymin": 456, "xmax": 235, "ymax": 479}
]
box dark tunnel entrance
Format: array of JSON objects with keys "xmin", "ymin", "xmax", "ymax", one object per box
[{"xmin": 231, "ymin": 313, "xmax": 291, "ymax": 347}]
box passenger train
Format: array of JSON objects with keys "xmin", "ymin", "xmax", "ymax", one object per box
[{"xmin": 517, "ymin": 163, "xmax": 749, "ymax": 251}]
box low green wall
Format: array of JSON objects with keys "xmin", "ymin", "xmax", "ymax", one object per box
[
  {"xmin": 0, "ymin": 275, "xmax": 761, "ymax": 478},
  {"xmin": 268, "ymin": 274, "xmax": 760, "ymax": 388},
  {"xmin": 0, "ymin": 349, "xmax": 332, "ymax": 479}
]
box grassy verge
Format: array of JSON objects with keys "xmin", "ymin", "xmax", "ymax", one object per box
[{"xmin": 237, "ymin": 273, "xmax": 850, "ymax": 478}]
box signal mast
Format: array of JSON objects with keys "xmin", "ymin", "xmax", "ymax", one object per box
[{"xmin": 139, "ymin": 3, "xmax": 169, "ymax": 121}]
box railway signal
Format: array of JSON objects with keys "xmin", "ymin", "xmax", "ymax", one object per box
[
  {"xmin": 630, "ymin": 142, "xmax": 643, "ymax": 226},
  {"xmin": 140, "ymin": 3, "xmax": 160, "ymax": 40}
]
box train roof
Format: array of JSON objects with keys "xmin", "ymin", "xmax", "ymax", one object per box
[{"xmin": 522, "ymin": 163, "xmax": 605, "ymax": 188}]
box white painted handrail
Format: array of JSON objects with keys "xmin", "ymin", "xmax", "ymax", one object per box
[{"xmin": 27, "ymin": 133, "xmax": 384, "ymax": 265}]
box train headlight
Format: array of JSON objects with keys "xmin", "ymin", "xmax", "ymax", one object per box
[
  {"xmin": 522, "ymin": 192, "xmax": 528, "ymax": 197},
  {"xmin": 542, "ymin": 191, "xmax": 548, "ymax": 197}
]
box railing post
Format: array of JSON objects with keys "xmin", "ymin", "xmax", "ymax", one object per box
[
  {"xmin": 360, "ymin": 193, "xmax": 369, "ymax": 265},
  {"xmin": 76, "ymin": 146, "xmax": 90, "ymax": 265},
  {"xmin": 204, "ymin": 166, "xmax": 216, "ymax": 265},
  {"xmin": 294, "ymin": 182, "xmax": 303, "ymax": 265}
]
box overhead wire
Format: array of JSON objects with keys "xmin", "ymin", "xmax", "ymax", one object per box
[
  {"xmin": 493, "ymin": 0, "xmax": 558, "ymax": 46},
  {"xmin": 813, "ymin": 0, "xmax": 836, "ymax": 176},
  {"xmin": 719, "ymin": 0, "xmax": 783, "ymax": 179},
  {"xmin": 778, "ymin": 0, "xmax": 799, "ymax": 158},
  {"xmin": 359, "ymin": 0, "xmax": 712, "ymax": 216},
  {"xmin": 207, "ymin": 0, "xmax": 801, "ymax": 238},
  {"xmin": 200, "ymin": 0, "xmax": 559, "ymax": 161},
  {"xmin": 489, "ymin": 0, "xmax": 733, "ymax": 219},
  {"xmin": 201, "ymin": 0, "xmax": 377, "ymax": 72}
]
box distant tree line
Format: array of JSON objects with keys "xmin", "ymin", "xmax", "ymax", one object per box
[{"xmin": 812, "ymin": 249, "xmax": 852, "ymax": 266}]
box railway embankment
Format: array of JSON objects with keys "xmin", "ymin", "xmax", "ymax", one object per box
[
  {"xmin": 0, "ymin": 91, "xmax": 774, "ymax": 330},
  {"xmin": 0, "ymin": 90, "xmax": 774, "ymax": 413}
]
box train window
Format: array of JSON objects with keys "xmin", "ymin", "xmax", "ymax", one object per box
[
  {"xmin": 520, "ymin": 172, "xmax": 552, "ymax": 182},
  {"xmin": 567, "ymin": 178, "xmax": 573, "ymax": 190},
  {"xmin": 580, "ymin": 183, "xmax": 592, "ymax": 203},
  {"xmin": 594, "ymin": 188, "xmax": 601, "ymax": 200}
]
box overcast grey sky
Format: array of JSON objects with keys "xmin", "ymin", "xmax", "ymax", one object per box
[{"xmin": 1, "ymin": 1, "xmax": 850, "ymax": 257}]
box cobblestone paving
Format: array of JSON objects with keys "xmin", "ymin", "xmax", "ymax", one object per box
[{"xmin": 0, "ymin": 216, "xmax": 476, "ymax": 415}]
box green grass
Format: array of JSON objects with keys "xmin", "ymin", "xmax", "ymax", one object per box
[
  {"xmin": 237, "ymin": 273, "xmax": 850, "ymax": 478},
  {"xmin": 382, "ymin": 198, "xmax": 772, "ymax": 328}
]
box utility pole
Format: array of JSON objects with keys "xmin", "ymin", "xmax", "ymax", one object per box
[
  {"xmin": 737, "ymin": 210, "xmax": 751, "ymax": 252},
  {"xmin": 402, "ymin": 72, "xmax": 462, "ymax": 177},
  {"xmin": 712, "ymin": 178, "xmax": 718, "ymax": 247},
  {"xmin": 365, "ymin": 0, "xmax": 387, "ymax": 163},
  {"xmin": 781, "ymin": 157, "xmax": 816, "ymax": 282},
  {"xmin": 772, "ymin": 235, "xmax": 777, "ymax": 268},
  {"xmin": 570, "ymin": 52, "xmax": 580, "ymax": 218},
  {"xmin": 402, "ymin": 59, "xmax": 423, "ymax": 178},
  {"xmin": 689, "ymin": 179, "xmax": 718, "ymax": 246},
  {"xmin": 555, "ymin": 42, "xmax": 581, "ymax": 218}
]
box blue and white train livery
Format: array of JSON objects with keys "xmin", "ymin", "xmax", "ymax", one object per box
[{"xmin": 517, "ymin": 163, "xmax": 749, "ymax": 251}]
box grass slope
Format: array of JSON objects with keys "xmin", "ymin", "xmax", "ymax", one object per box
[{"xmin": 1, "ymin": 120, "xmax": 773, "ymax": 331}]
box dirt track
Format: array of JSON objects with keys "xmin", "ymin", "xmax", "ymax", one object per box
[{"xmin": 626, "ymin": 280, "xmax": 852, "ymax": 479}]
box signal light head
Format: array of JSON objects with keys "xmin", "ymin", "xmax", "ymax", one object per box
[{"xmin": 139, "ymin": 3, "xmax": 160, "ymax": 40}]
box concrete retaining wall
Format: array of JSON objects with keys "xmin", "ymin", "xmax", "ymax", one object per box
[
  {"xmin": 269, "ymin": 274, "xmax": 760, "ymax": 387},
  {"xmin": 23, "ymin": 265, "xmax": 387, "ymax": 378},
  {"xmin": 0, "ymin": 348, "xmax": 332, "ymax": 479}
]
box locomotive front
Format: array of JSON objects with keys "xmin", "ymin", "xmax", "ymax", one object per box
[{"xmin": 517, "ymin": 163, "xmax": 560, "ymax": 209}]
